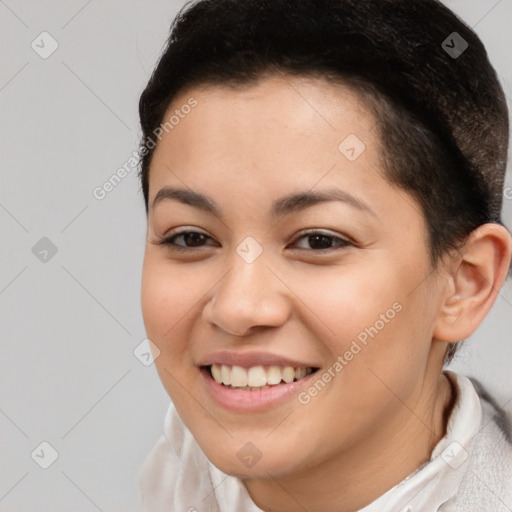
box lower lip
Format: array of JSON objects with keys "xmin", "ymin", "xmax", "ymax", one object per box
[{"xmin": 199, "ymin": 367, "xmax": 318, "ymax": 413}]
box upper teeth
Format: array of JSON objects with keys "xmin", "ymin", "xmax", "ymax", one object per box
[{"xmin": 210, "ymin": 364, "xmax": 312, "ymax": 388}]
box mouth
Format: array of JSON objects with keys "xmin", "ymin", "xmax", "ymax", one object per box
[{"xmin": 204, "ymin": 363, "xmax": 319, "ymax": 390}]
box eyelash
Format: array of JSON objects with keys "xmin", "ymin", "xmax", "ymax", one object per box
[{"xmin": 153, "ymin": 229, "xmax": 353, "ymax": 253}]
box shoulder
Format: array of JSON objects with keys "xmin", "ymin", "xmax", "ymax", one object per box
[
  {"xmin": 138, "ymin": 433, "xmax": 177, "ymax": 511},
  {"xmin": 138, "ymin": 402, "xmax": 221, "ymax": 512},
  {"xmin": 443, "ymin": 376, "xmax": 512, "ymax": 511}
]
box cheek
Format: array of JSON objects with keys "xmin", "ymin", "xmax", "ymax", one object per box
[
  {"xmin": 290, "ymin": 264, "xmax": 431, "ymax": 398},
  {"xmin": 141, "ymin": 267, "xmax": 173, "ymax": 342},
  {"xmin": 318, "ymin": 293, "xmax": 434, "ymax": 425},
  {"xmin": 140, "ymin": 258, "xmax": 202, "ymax": 408},
  {"xmin": 287, "ymin": 265, "xmax": 400, "ymax": 351},
  {"xmin": 140, "ymin": 257, "xmax": 199, "ymax": 356}
]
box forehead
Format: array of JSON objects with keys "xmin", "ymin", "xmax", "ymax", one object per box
[
  {"xmin": 170, "ymin": 73, "xmax": 375, "ymax": 132},
  {"xmin": 148, "ymin": 74, "xmax": 382, "ymax": 191}
]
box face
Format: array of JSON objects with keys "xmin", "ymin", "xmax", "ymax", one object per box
[{"xmin": 141, "ymin": 74, "xmax": 448, "ymax": 480}]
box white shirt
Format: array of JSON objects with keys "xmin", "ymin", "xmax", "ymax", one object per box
[{"xmin": 138, "ymin": 371, "xmax": 512, "ymax": 511}]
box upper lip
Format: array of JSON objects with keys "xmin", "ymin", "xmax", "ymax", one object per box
[{"xmin": 198, "ymin": 350, "xmax": 320, "ymax": 369}]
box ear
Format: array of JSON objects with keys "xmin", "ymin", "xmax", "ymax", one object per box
[{"xmin": 433, "ymin": 223, "xmax": 512, "ymax": 342}]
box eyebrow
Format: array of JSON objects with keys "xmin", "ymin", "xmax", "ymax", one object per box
[{"xmin": 151, "ymin": 186, "xmax": 376, "ymax": 217}]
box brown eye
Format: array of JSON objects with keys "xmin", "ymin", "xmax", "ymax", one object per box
[
  {"xmin": 175, "ymin": 231, "xmax": 209, "ymax": 247},
  {"xmin": 154, "ymin": 230, "xmax": 219, "ymax": 251},
  {"xmin": 292, "ymin": 231, "xmax": 352, "ymax": 251}
]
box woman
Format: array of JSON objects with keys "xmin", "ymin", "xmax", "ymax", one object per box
[{"xmin": 137, "ymin": 0, "xmax": 512, "ymax": 510}]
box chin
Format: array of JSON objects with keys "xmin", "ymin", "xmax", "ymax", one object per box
[{"xmin": 197, "ymin": 433, "xmax": 312, "ymax": 480}]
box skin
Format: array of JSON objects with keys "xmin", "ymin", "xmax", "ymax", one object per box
[{"xmin": 140, "ymin": 74, "xmax": 512, "ymax": 512}]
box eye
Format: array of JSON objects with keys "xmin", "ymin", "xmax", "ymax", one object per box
[
  {"xmin": 291, "ymin": 230, "xmax": 352, "ymax": 251},
  {"xmin": 152, "ymin": 228, "xmax": 352, "ymax": 252},
  {"xmin": 153, "ymin": 229, "xmax": 218, "ymax": 251}
]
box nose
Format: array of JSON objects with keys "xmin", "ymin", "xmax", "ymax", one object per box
[{"xmin": 202, "ymin": 248, "xmax": 292, "ymax": 337}]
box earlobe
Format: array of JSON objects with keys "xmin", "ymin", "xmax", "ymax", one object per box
[{"xmin": 433, "ymin": 223, "xmax": 512, "ymax": 342}]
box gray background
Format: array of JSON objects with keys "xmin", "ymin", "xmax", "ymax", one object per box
[{"xmin": 1, "ymin": 1, "xmax": 511, "ymax": 510}]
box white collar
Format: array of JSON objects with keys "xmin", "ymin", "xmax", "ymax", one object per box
[{"xmin": 356, "ymin": 370, "xmax": 482, "ymax": 512}]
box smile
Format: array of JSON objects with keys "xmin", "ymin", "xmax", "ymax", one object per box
[
  {"xmin": 209, "ymin": 364, "xmax": 315, "ymax": 390},
  {"xmin": 200, "ymin": 362, "xmax": 320, "ymax": 412}
]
